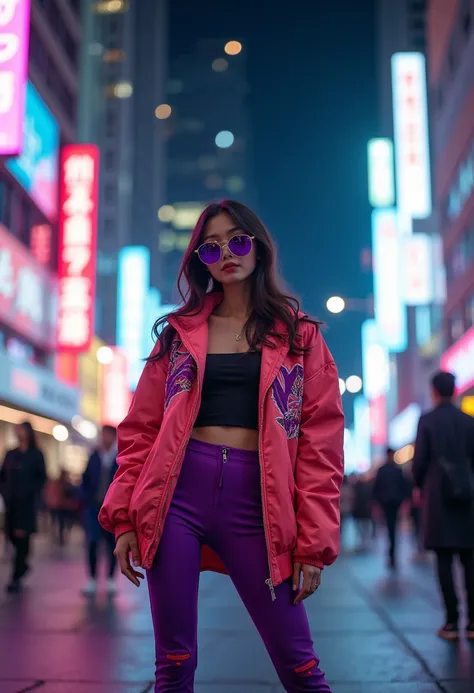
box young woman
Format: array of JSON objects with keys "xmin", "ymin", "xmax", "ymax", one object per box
[
  {"xmin": 99, "ymin": 200, "xmax": 344, "ymax": 692},
  {"xmin": 0, "ymin": 422, "xmax": 46, "ymax": 593}
]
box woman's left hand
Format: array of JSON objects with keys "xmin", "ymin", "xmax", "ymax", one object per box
[{"xmin": 292, "ymin": 562, "xmax": 321, "ymax": 604}]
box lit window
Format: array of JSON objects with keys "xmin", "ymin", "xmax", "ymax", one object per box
[
  {"xmin": 106, "ymin": 82, "xmax": 133, "ymax": 98},
  {"xmin": 155, "ymin": 104, "xmax": 172, "ymax": 119},
  {"xmin": 103, "ymin": 49, "xmax": 126, "ymax": 63},
  {"xmin": 224, "ymin": 41, "xmax": 242, "ymax": 56},
  {"xmin": 215, "ymin": 131, "xmax": 234, "ymax": 149},
  {"xmin": 94, "ymin": 0, "xmax": 128, "ymax": 13},
  {"xmin": 158, "ymin": 205, "xmax": 175, "ymax": 223},
  {"xmin": 212, "ymin": 58, "xmax": 228, "ymax": 72}
]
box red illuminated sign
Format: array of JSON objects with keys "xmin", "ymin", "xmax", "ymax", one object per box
[
  {"xmin": 0, "ymin": 223, "xmax": 56, "ymax": 348},
  {"xmin": 58, "ymin": 144, "xmax": 99, "ymax": 353},
  {"xmin": 101, "ymin": 348, "xmax": 131, "ymax": 427},
  {"xmin": 30, "ymin": 224, "xmax": 52, "ymax": 266},
  {"xmin": 369, "ymin": 394, "xmax": 387, "ymax": 446},
  {"xmin": 441, "ymin": 326, "xmax": 474, "ymax": 396}
]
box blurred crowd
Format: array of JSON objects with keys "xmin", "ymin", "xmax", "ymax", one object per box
[
  {"xmin": 340, "ymin": 453, "xmax": 423, "ymax": 567},
  {"xmin": 0, "ymin": 422, "xmax": 118, "ymax": 596}
]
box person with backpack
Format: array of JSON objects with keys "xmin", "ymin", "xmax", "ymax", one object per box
[
  {"xmin": 373, "ymin": 448, "xmax": 411, "ymax": 570},
  {"xmin": 413, "ymin": 371, "xmax": 474, "ymax": 641}
]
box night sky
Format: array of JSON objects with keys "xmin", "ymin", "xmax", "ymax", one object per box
[{"xmin": 170, "ymin": 0, "xmax": 378, "ymax": 419}]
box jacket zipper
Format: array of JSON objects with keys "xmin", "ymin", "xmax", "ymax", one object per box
[
  {"xmin": 259, "ymin": 380, "xmax": 276, "ymax": 601},
  {"xmin": 218, "ymin": 447, "xmax": 228, "ymax": 488},
  {"xmin": 145, "ymin": 349, "xmax": 201, "ymax": 568}
]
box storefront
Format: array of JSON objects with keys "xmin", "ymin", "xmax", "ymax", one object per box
[
  {"xmin": 441, "ymin": 324, "xmax": 474, "ymax": 414},
  {"xmin": 0, "ymin": 347, "xmax": 79, "ymax": 476}
]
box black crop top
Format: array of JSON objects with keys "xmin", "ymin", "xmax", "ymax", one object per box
[{"xmin": 194, "ymin": 352, "xmax": 262, "ymax": 430}]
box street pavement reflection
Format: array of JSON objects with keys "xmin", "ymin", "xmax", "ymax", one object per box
[{"xmin": 0, "ymin": 530, "xmax": 473, "ymax": 692}]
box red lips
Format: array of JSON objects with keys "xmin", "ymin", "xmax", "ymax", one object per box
[{"xmin": 222, "ymin": 262, "xmax": 239, "ymax": 272}]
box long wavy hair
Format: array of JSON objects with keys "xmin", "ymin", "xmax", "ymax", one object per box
[{"xmin": 150, "ymin": 200, "xmax": 318, "ymax": 360}]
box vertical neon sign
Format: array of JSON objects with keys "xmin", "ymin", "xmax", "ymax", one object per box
[{"xmin": 0, "ymin": 0, "xmax": 30, "ymax": 155}]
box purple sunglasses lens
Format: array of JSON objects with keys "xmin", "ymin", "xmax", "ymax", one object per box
[
  {"xmin": 229, "ymin": 235, "xmax": 252, "ymax": 257},
  {"xmin": 198, "ymin": 242, "xmax": 221, "ymax": 264}
]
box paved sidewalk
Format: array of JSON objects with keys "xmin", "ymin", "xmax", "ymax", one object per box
[{"xmin": 0, "ymin": 531, "xmax": 473, "ymax": 692}]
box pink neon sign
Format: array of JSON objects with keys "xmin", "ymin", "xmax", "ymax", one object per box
[{"xmin": 0, "ymin": 1, "xmax": 31, "ymax": 156}]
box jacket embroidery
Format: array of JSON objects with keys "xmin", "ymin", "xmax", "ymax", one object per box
[
  {"xmin": 164, "ymin": 340, "xmax": 196, "ymax": 409},
  {"xmin": 271, "ymin": 365, "xmax": 304, "ymax": 439}
]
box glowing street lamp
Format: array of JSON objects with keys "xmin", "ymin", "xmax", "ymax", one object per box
[
  {"xmin": 327, "ymin": 296, "xmax": 346, "ymax": 314},
  {"xmin": 346, "ymin": 375, "xmax": 363, "ymax": 394},
  {"xmin": 97, "ymin": 346, "xmax": 114, "ymax": 365}
]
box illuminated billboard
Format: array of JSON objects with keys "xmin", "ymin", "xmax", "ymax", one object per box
[
  {"xmin": 353, "ymin": 395, "xmax": 371, "ymax": 471},
  {"xmin": 7, "ymin": 81, "xmax": 60, "ymax": 220},
  {"xmin": 401, "ymin": 233, "xmax": 433, "ymax": 306},
  {"xmin": 117, "ymin": 246, "xmax": 150, "ymax": 390},
  {"xmin": 441, "ymin": 325, "xmax": 474, "ymax": 396},
  {"xmin": 391, "ymin": 52, "xmax": 432, "ymax": 219},
  {"xmin": 101, "ymin": 347, "xmax": 131, "ymax": 427},
  {"xmin": 371, "ymin": 209, "xmax": 407, "ymax": 352},
  {"xmin": 361, "ymin": 319, "xmax": 390, "ymax": 400},
  {"xmin": 367, "ymin": 138, "xmax": 395, "ymax": 208},
  {"xmin": 0, "ymin": 0, "xmax": 30, "ymax": 155},
  {"xmin": 58, "ymin": 145, "xmax": 100, "ymax": 353}
]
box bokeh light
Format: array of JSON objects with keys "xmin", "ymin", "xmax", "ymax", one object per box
[
  {"xmin": 215, "ymin": 130, "xmax": 235, "ymax": 148},
  {"xmin": 158, "ymin": 205, "xmax": 175, "ymax": 222},
  {"xmin": 346, "ymin": 375, "xmax": 363, "ymax": 394},
  {"xmin": 96, "ymin": 346, "xmax": 114, "ymax": 365},
  {"xmin": 339, "ymin": 378, "xmax": 346, "ymax": 395},
  {"xmin": 155, "ymin": 104, "xmax": 172, "ymax": 119},
  {"xmin": 326, "ymin": 296, "xmax": 346, "ymax": 314},
  {"xmin": 224, "ymin": 41, "xmax": 242, "ymax": 56},
  {"xmin": 52, "ymin": 425, "xmax": 69, "ymax": 442},
  {"xmin": 212, "ymin": 58, "xmax": 228, "ymax": 72}
]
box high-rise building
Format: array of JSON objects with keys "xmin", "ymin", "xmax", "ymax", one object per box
[
  {"xmin": 80, "ymin": 0, "xmax": 167, "ymax": 345},
  {"xmin": 0, "ymin": 1, "xmax": 83, "ymax": 468},
  {"xmin": 365, "ymin": 0, "xmax": 443, "ymax": 455},
  {"xmin": 159, "ymin": 37, "xmax": 256, "ymax": 303},
  {"xmin": 428, "ymin": 0, "xmax": 474, "ymax": 411}
]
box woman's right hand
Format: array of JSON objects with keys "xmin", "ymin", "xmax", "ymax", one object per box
[{"xmin": 114, "ymin": 531, "xmax": 144, "ymax": 587}]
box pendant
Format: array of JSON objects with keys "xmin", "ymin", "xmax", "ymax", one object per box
[{"xmin": 234, "ymin": 333, "xmax": 242, "ymax": 341}]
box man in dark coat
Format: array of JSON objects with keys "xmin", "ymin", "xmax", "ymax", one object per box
[
  {"xmin": 81, "ymin": 425, "xmax": 118, "ymax": 596},
  {"xmin": 0, "ymin": 422, "xmax": 46, "ymax": 593},
  {"xmin": 373, "ymin": 448, "xmax": 411, "ymax": 570},
  {"xmin": 413, "ymin": 371, "xmax": 474, "ymax": 641}
]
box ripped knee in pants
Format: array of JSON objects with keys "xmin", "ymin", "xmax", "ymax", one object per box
[
  {"xmin": 165, "ymin": 652, "xmax": 192, "ymax": 667},
  {"xmin": 294, "ymin": 658, "xmax": 317, "ymax": 677}
]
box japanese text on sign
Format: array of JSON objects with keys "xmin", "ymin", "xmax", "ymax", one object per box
[
  {"xmin": 391, "ymin": 52, "xmax": 432, "ymax": 219},
  {"xmin": 58, "ymin": 145, "xmax": 99, "ymax": 353},
  {"xmin": 0, "ymin": 0, "xmax": 30, "ymax": 155}
]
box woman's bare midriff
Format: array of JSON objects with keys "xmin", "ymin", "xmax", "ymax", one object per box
[{"xmin": 191, "ymin": 426, "xmax": 259, "ymax": 451}]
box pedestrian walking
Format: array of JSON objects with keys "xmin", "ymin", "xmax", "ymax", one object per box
[
  {"xmin": 0, "ymin": 422, "xmax": 46, "ymax": 593},
  {"xmin": 373, "ymin": 448, "xmax": 411, "ymax": 570},
  {"xmin": 413, "ymin": 371, "xmax": 474, "ymax": 641},
  {"xmin": 45, "ymin": 470, "xmax": 79, "ymax": 546},
  {"xmin": 340, "ymin": 475, "xmax": 353, "ymax": 549},
  {"xmin": 81, "ymin": 425, "xmax": 118, "ymax": 596},
  {"xmin": 351, "ymin": 473, "xmax": 373, "ymax": 551},
  {"xmin": 99, "ymin": 200, "xmax": 345, "ymax": 692}
]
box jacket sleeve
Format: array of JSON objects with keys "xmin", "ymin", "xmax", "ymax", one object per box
[
  {"xmin": 412, "ymin": 415, "xmax": 431, "ymax": 488},
  {"xmin": 293, "ymin": 326, "xmax": 345, "ymax": 569},
  {"xmin": 99, "ymin": 351, "xmax": 168, "ymax": 539}
]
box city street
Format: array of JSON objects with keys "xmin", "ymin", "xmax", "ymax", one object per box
[{"xmin": 0, "ymin": 531, "xmax": 473, "ymax": 692}]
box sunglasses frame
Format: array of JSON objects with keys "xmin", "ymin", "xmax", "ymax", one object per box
[{"xmin": 194, "ymin": 234, "xmax": 255, "ymax": 265}]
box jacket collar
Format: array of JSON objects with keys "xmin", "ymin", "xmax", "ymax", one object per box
[
  {"xmin": 169, "ymin": 292, "xmax": 223, "ymax": 334},
  {"xmin": 169, "ymin": 292, "xmax": 291, "ymax": 390}
]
